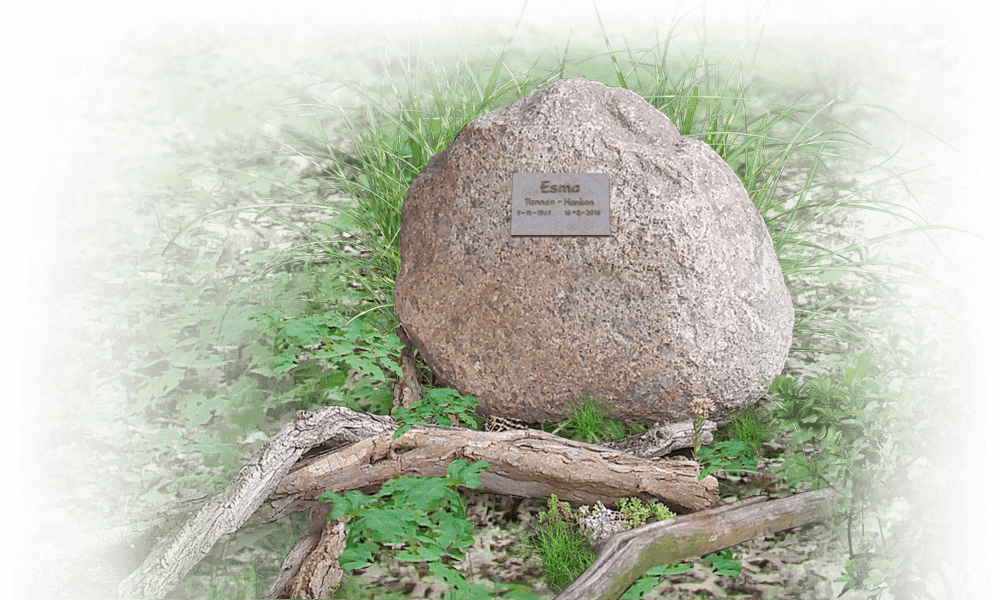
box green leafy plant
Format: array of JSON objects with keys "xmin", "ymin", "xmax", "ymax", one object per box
[
  {"xmin": 256, "ymin": 310, "xmax": 402, "ymax": 380},
  {"xmin": 696, "ymin": 440, "xmax": 759, "ymax": 480},
  {"xmin": 390, "ymin": 387, "xmax": 480, "ymax": 439},
  {"xmin": 739, "ymin": 406, "xmax": 776, "ymax": 449},
  {"xmin": 614, "ymin": 496, "xmax": 676, "ymax": 528},
  {"xmin": 717, "ymin": 403, "xmax": 781, "ymax": 458},
  {"xmin": 812, "ymin": 307, "xmax": 984, "ymax": 600},
  {"xmin": 704, "ymin": 548, "xmax": 742, "ymax": 578},
  {"xmin": 767, "ymin": 348, "xmax": 936, "ymax": 598},
  {"xmin": 621, "ymin": 563, "xmax": 694, "ymax": 599},
  {"xmin": 769, "ymin": 349, "xmax": 891, "ymax": 494},
  {"xmin": 622, "ymin": 546, "xmax": 742, "ymax": 599},
  {"xmin": 319, "ymin": 459, "xmax": 492, "ymax": 599},
  {"xmin": 245, "ymin": 309, "xmax": 402, "ymax": 410},
  {"xmin": 331, "ymin": 579, "xmax": 538, "ymax": 600},
  {"xmin": 509, "ymin": 492, "xmax": 739, "ymax": 597},
  {"xmin": 562, "ymin": 394, "xmax": 621, "ymax": 443}
]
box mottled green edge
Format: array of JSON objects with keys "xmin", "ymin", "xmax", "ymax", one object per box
[{"xmin": 0, "ymin": 0, "xmax": 1000, "ymax": 598}]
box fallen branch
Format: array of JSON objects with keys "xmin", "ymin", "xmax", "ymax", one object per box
[
  {"xmin": 599, "ymin": 419, "xmax": 717, "ymax": 458},
  {"xmin": 266, "ymin": 503, "xmax": 347, "ymax": 599},
  {"xmin": 275, "ymin": 424, "xmax": 719, "ymax": 514},
  {"xmin": 554, "ymin": 487, "xmax": 841, "ymax": 600},
  {"xmin": 69, "ymin": 416, "xmax": 713, "ymax": 574}
]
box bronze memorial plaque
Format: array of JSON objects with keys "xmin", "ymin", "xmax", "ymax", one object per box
[{"xmin": 511, "ymin": 172, "xmax": 611, "ymax": 236}]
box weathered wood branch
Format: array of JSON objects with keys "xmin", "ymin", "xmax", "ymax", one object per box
[
  {"xmin": 598, "ymin": 419, "xmax": 717, "ymax": 458},
  {"xmin": 113, "ymin": 401, "xmax": 835, "ymax": 600},
  {"xmin": 275, "ymin": 425, "xmax": 719, "ymax": 514},
  {"xmin": 266, "ymin": 502, "xmax": 348, "ymax": 600},
  {"xmin": 391, "ymin": 324, "xmax": 422, "ymax": 411},
  {"xmin": 554, "ymin": 487, "xmax": 841, "ymax": 600},
  {"xmin": 73, "ymin": 414, "xmax": 714, "ymax": 572},
  {"xmin": 71, "ymin": 416, "xmax": 713, "ymax": 567}
]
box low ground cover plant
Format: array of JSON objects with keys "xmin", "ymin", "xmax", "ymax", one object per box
[
  {"xmin": 319, "ymin": 459, "xmax": 540, "ymax": 599},
  {"xmin": 538, "ymin": 393, "xmax": 650, "ymax": 440},
  {"xmin": 390, "ymin": 387, "xmax": 480, "ymax": 439}
]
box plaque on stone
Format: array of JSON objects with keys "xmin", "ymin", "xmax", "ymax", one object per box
[{"xmin": 511, "ymin": 172, "xmax": 610, "ymax": 236}]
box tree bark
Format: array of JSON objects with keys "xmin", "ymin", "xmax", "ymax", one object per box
[
  {"xmin": 112, "ymin": 401, "xmax": 836, "ymax": 600},
  {"xmin": 553, "ymin": 487, "xmax": 841, "ymax": 600},
  {"xmin": 70, "ymin": 415, "xmax": 715, "ymax": 571},
  {"xmin": 75, "ymin": 416, "xmax": 713, "ymax": 569},
  {"xmin": 598, "ymin": 419, "xmax": 717, "ymax": 458},
  {"xmin": 391, "ymin": 325, "xmax": 422, "ymax": 411},
  {"xmin": 266, "ymin": 501, "xmax": 348, "ymax": 600},
  {"xmin": 276, "ymin": 424, "xmax": 719, "ymax": 514}
]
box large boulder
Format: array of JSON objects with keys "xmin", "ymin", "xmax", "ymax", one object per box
[{"xmin": 393, "ymin": 77, "xmax": 794, "ymax": 425}]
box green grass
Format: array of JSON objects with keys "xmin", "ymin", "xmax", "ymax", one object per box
[
  {"xmin": 537, "ymin": 393, "xmax": 650, "ymax": 442},
  {"xmin": 496, "ymin": 395, "xmax": 765, "ymax": 596},
  {"xmin": 518, "ymin": 522, "xmax": 597, "ymax": 596},
  {"xmin": 715, "ymin": 403, "xmax": 782, "ymax": 458}
]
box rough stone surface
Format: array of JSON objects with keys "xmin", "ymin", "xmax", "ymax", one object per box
[{"xmin": 394, "ymin": 77, "xmax": 794, "ymax": 425}]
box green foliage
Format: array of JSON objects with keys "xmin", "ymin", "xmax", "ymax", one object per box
[
  {"xmin": 769, "ymin": 349, "xmax": 895, "ymax": 494},
  {"xmin": 648, "ymin": 503, "xmax": 677, "ymax": 522},
  {"xmin": 613, "ymin": 496, "xmax": 676, "ymax": 528},
  {"xmin": 319, "ymin": 459, "xmax": 492, "ymax": 598},
  {"xmin": 542, "ymin": 394, "xmax": 649, "ymax": 442},
  {"xmin": 696, "ymin": 441, "xmax": 759, "ymax": 480},
  {"xmin": 839, "ymin": 315, "xmax": 990, "ymax": 599},
  {"xmin": 717, "ymin": 404, "xmax": 780, "ymax": 458},
  {"xmin": 704, "ymin": 548, "xmax": 742, "ymax": 578},
  {"xmin": 768, "ymin": 348, "xmax": 936, "ymax": 598},
  {"xmin": 621, "ymin": 563, "xmax": 694, "ymax": 599},
  {"xmin": 562, "ymin": 395, "xmax": 619, "ymax": 443},
  {"xmin": 508, "ymin": 494, "xmax": 597, "ymax": 593},
  {"xmin": 331, "ymin": 578, "xmax": 539, "ymax": 600},
  {"xmin": 238, "ymin": 309, "xmax": 402, "ymax": 407},
  {"xmin": 391, "ymin": 387, "xmax": 480, "ymax": 439},
  {"xmin": 512, "ymin": 494, "xmax": 714, "ymax": 596},
  {"xmin": 539, "ymin": 494, "xmax": 580, "ymax": 528}
]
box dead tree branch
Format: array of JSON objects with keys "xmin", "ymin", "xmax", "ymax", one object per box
[
  {"xmin": 266, "ymin": 503, "xmax": 348, "ymax": 599},
  {"xmin": 275, "ymin": 425, "xmax": 719, "ymax": 514},
  {"xmin": 598, "ymin": 419, "xmax": 717, "ymax": 458},
  {"xmin": 554, "ymin": 487, "xmax": 841, "ymax": 600}
]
